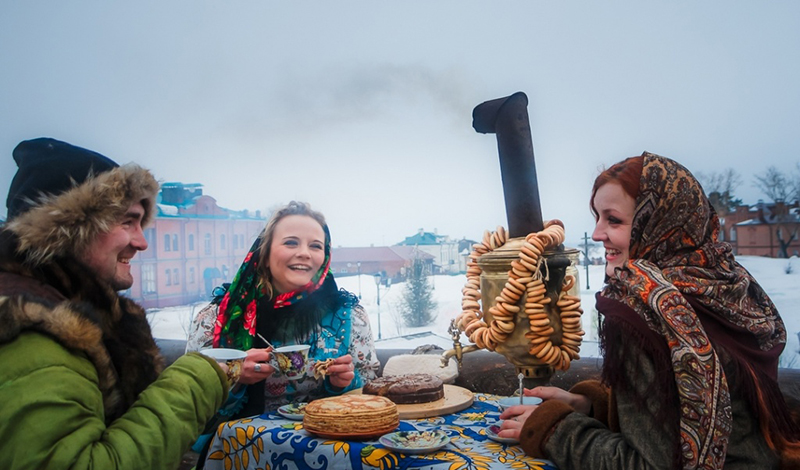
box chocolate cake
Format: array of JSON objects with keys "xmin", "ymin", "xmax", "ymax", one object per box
[{"xmin": 363, "ymin": 373, "xmax": 445, "ymax": 404}]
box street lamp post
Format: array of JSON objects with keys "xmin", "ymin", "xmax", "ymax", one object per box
[
  {"xmin": 582, "ymin": 231, "xmax": 591, "ymax": 290},
  {"xmin": 373, "ymin": 273, "xmax": 382, "ymax": 340},
  {"xmin": 357, "ymin": 262, "xmax": 362, "ymax": 299}
]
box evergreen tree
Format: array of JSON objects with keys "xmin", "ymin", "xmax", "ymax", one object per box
[{"xmin": 399, "ymin": 257, "xmax": 437, "ymax": 327}]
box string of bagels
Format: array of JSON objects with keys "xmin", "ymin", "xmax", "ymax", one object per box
[{"xmin": 455, "ymin": 220, "xmax": 585, "ymax": 371}]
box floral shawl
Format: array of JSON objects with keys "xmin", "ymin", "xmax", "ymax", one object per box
[
  {"xmin": 213, "ymin": 225, "xmax": 332, "ymax": 350},
  {"xmin": 600, "ymin": 152, "xmax": 792, "ymax": 469}
]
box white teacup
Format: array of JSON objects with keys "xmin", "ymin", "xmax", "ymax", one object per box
[
  {"xmin": 199, "ymin": 348, "xmax": 247, "ymax": 384},
  {"xmin": 497, "ymin": 396, "xmax": 543, "ymax": 411}
]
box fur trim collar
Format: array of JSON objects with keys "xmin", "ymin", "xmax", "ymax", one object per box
[
  {"xmin": 0, "ymin": 274, "xmax": 122, "ymax": 416},
  {"xmin": 0, "ymin": 265, "xmax": 164, "ymax": 423},
  {"xmin": 6, "ymin": 164, "xmax": 158, "ymax": 266}
]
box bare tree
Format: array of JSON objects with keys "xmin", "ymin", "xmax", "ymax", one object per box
[
  {"xmin": 776, "ymin": 226, "xmax": 798, "ymax": 259},
  {"xmin": 753, "ymin": 166, "xmax": 797, "ymax": 202},
  {"xmin": 696, "ymin": 168, "xmax": 743, "ymax": 215},
  {"xmin": 793, "ymin": 162, "xmax": 800, "ymax": 203}
]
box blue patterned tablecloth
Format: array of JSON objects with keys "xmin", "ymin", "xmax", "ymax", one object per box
[{"xmin": 204, "ymin": 393, "xmax": 557, "ymax": 470}]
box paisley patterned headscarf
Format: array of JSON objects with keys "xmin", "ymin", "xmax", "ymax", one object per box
[
  {"xmin": 213, "ymin": 222, "xmax": 332, "ymax": 350},
  {"xmin": 600, "ymin": 152, "xmax": 791, "ymax": 469}
]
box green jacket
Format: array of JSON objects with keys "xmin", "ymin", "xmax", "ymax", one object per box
[
  {"xmin": 0, "ymin": 331, "xmax": 228, "ymax": 470},
  {"xmin": 0, "ymin": 250, "xmax": 230, "ymax": 470}
]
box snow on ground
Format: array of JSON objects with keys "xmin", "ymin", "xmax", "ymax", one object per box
[{"xmin": 147, "ymin": 256, "xmax": 800, "ymax": 367}]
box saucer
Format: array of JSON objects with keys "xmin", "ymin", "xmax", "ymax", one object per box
[
  {"xmin": 486, "ymin": 424, "xmax": 520, "ymax": 444},
  {"xmin": 276, "ymin": 402, "xmax": 307, "ymax": 420},
  {"xmin": 379, "ymin": 430, "xmax": 450, "ymax": 454}
]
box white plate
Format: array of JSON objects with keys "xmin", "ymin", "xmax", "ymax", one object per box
[
  {"xmin": 276, "ymin": 402, "xmax": 307, "ymax": 421},
  {"xmin": 486, "ymin": 424, "xmax": 520, "ymax": 444},
  {"xmin": 497, "ymin": 396, "xmax": 542, "ymax": 411},
  {"xmin": 379, "ymin": 430, "xmax": 450, "ymax": 454}
]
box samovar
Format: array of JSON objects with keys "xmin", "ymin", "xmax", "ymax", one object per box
[{"xmin": 441, "ymin": 92, "xmax": 583, "ymax": 388}]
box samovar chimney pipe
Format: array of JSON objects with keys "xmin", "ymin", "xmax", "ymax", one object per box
[{"xmin": 472, "ymin": 92, "xmax": 544, "ymax": 237}]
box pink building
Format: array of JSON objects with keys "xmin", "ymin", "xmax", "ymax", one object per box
[
  {"xmin": 721, "ymin": 201, "xmax": 800, "ymax": 258},
  {"xmin": 126, "ymin": 183, "xmax": 266, "ymax": 308},
  {"xmin": 330, "ymin": 246, "xmax": 436, "ymax": 285}
]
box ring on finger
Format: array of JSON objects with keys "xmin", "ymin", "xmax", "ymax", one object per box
[{"xmin": 254, "ymin": 363, "xmax": 262, "ymax": 372}]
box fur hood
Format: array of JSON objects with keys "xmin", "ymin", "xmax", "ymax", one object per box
[
  {"xmin": 5, "ymin": 164, "xmax": 158, "ymax": 266},
  {"xmin": 0, "ymin": 267, "xmax": 164, "ymax": 423}
]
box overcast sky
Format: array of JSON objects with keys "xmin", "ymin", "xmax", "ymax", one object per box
[{"xmin": 2, "ymin": 1, "xmax": 799, "ymax": 248}]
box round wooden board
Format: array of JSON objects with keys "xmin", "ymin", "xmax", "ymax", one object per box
[{"xmin": 347, "ymin": 384, "xmax": 474, "ymax": 419}]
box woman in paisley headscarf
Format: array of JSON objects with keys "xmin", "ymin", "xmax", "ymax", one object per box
[
  {"xmin": 186, "ymin": 201, "xmax": 379, "ymax": 459},
  {"xmin": 500, "ymin": 153, "xmax": 800, "ymax": 469}
]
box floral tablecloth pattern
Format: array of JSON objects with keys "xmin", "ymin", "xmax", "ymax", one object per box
[{"xmin": 205, "ymin": 393, "xmax": 557, "ymax": 470}]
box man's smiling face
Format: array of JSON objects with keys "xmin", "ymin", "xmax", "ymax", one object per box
[{"xmin": 77, "ymin": 201, "xmax": 148, "ymax": 290}]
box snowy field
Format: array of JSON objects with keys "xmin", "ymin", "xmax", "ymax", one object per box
[{"xmin": 148, "ymin": 255, "xmax": 800, "ymax": 368}]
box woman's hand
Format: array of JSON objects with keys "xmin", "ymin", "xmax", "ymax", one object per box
[
  {"xmin": 326, "ymin": 354, "xmax": 355, "ymax": 389},
  {"xmin": 495, "ymin": 385, "xmax": 591, "ymax": 439},
  {"xmin": 498, "ymin": 404, "xmax": 537, "ymax": 439},
  {"xmin": 238, "ymin": 347, "xmax": 275, "ymax": 384},
  {"xmin": 525, "ymin": 386, "xmax": 592, "ymax": 415},
  {"xmin": 498, "ymin": 414, "xmax": 526, "ymax": 440}
]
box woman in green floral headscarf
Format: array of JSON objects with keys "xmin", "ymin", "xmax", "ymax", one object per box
[{"xmin": 186, "ymin": 201, "xmax": 379, "ymax": 458}]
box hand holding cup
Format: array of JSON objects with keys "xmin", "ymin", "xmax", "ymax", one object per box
[
  {"xmin": 238, "ymin": 347, "xmax": 275, "ymax": 384},
  {"xmin": 199, "ymin": 348, "xmax": 247, "ymax": 386}
]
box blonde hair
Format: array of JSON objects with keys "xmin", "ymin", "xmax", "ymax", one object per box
[{"xmin": 256, "ymin": 201, "xmax": 327, "ymax": 299}]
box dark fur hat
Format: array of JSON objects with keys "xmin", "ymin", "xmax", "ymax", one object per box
[
  {"xmin": 5, "ymin": 137, "xmax": 159, "ymax": 265},
  {"xmin": 7, "ymin": 138, "xmax": 119, "ymax": 219}
]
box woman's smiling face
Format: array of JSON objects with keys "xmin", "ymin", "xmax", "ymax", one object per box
[
  {"xmin": 591, "ymin": 182, "xmax": 636, "ymax": 277},
  {"xmin": 267, "ymin": 215, "xmax": 326, "ymax": 294}
]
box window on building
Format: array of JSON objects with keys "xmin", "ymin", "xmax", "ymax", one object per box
[
  {"xmin": 204, "ymin": 234, "xmax": 212, "ymax": 255},
  {"xmin": 188, "ymin": 234, "xmax": 195, "ymax": 251},
  {"xmin": 730, "ymin": 227, "xmax": 736, "ymax": 241},
  {"xmin": 166, "ymin": 269, "xmax": 172, "ymax": 286},
  {"xmin": 141, "ymin": 264, "xmax": 156, "ymax": 294},
  {"xmin": 144, "ymin": 228, "xmax": 155, "ymax": 248},
  {"xmin": 239, "ymin": 234, "xmax": 245, "ymax": 248},
  {"xmin": 233, "ymin": 234, "xmax": 238, "ymax": 249},
  {"xmin": 164, "ymin": 234, "xmax": 171, "ymax": 252},
  {"xmin": 172, "ymin": 268, "xmax": 179, "ymax": 285},
  {"xmin": 172, "ymin": 234, "xmax": 178, "ymax": 251},
  {"xmin": 221, "ymin": 234, "xmax": 226, "ymax": 250},
  {"xmin": 189, "ymin": 267, "xmax": 195, "ymax": 284}
]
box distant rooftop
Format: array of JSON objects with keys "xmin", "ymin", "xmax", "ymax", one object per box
[
  {"xmin": 397, "ymin": 228, "xmax": 454, "ymax": 246},
  {"xmin": 155, "ymin": 182, "xmax": 266, "ymax": 220}
]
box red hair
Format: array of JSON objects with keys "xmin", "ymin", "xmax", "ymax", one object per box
[{"xmin": 590, "ymin": 156, "xmax": 644, "ymax": 217}]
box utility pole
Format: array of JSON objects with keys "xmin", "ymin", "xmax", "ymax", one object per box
[
  {"xmin": 582, "ymin": 232, "xmax": 592, "ymax": 290},
  {"xmin": 374, "ymin": 273, "xmax": 382, "ymax": 340}
]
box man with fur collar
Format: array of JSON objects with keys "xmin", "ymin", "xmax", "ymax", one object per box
[{"xmin": 0, "ymin": 138, "xmax": 230, "ymax": 470}]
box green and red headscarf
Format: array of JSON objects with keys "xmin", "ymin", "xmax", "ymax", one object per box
[
  {"xmin": 600, "ymin": 152, "xmax": 795, "ymax": 469},
  {"xmin": 213, "ymin": 224, "xmax": 332, "ymax": 350}
]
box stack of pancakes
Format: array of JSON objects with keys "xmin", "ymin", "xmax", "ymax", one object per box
[{"xmin": 303, "ymin": 395, "xmax": 399, "ymax": 437}]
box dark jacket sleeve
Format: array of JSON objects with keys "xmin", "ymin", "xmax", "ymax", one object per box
[{"xmin": 518, "ymin": 349, "xmax": 677, "ymax": 469}]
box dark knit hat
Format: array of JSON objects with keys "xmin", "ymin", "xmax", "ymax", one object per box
[{"xmin": 6, "ymin": 137, "xmax": 119, "ymax": 219}]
